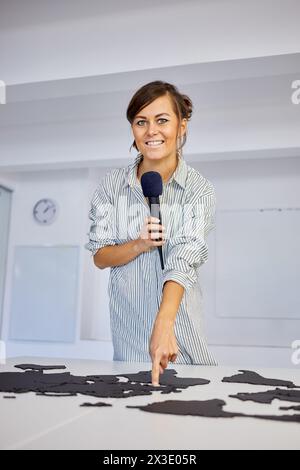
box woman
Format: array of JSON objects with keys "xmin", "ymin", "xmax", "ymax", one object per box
[{"xmin": 85, "ymin": 81, "xmax": 217, "ymax": 386}]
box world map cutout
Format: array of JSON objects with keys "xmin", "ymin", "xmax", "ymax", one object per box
[
  {"xmin": 1, "ymin": 364, "xmax": 300, "ymax": 424},
  {"xmin": 0, "ymin": 364, "xmax": 210, "ymax": 400}
]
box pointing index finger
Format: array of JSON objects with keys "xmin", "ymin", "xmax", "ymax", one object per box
[{"xmin": 151, "ymin": 355, "xmax": 161, "ymax": 386}]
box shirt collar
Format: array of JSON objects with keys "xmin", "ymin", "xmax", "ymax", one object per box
[{"xmin": 124, "ymin": 153, "xmax": 188, "ymax": 189}]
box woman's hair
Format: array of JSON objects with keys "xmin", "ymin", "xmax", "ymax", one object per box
[{"xmin": 126, "ymin": 80, "xmax": 193, "ymax": 156}]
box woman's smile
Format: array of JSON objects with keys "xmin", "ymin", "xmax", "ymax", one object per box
[{"xmin": 145, "ymin": 140, "xmax": 164, "ymax": 147}]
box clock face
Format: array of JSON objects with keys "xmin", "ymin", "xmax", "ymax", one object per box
[{"xmin": 33, "ymin": 198, "xmax": 58, "ymax": 225}]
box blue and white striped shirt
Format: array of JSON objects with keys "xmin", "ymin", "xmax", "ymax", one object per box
[{"xmin": 85, "ymin": 153, "xmax": 217, "ymax": 365}]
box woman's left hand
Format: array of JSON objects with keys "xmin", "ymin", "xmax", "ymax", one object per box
[{"xmin": 149, "ymin": 314, "xmax": 179, "ymax": 386}]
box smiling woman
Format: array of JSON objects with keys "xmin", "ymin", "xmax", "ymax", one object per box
[{"xmin": 85, "ymin": 81, "xmax": 217, "ymax": 385}]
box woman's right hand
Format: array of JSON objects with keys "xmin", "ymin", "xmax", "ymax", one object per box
[{"xmin": 137, "ymin": 216, "xmax": 166, "ymax": 253}]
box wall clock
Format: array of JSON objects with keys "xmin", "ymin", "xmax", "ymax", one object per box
[{"xmin": 33, "ymin": 198, "xmax": 58, "ymax": 225}]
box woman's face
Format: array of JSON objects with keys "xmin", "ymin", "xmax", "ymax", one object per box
[{"xmin": 131, "ymin": 94, "xmax": 187, "ymax": 162}]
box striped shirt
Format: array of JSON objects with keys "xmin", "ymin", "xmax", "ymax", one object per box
[{"xmin": 85, "ymin": 153, "xmax": 217, "ymax": 365}]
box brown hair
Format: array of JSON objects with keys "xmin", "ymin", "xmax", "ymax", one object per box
[{"xmin": 126, "ymin": 80, "xmax": 193, "ymax": 156}]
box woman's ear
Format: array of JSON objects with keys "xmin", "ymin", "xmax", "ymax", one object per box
[{"xmin": 180, "ymin": 118, "xmax": 187, "ymax": 137}]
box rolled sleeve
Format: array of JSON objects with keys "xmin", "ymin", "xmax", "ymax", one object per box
[
  {"xmin": 162, "ymin": 184, "xmax": 216, "ymax": 292},
  {"xmin": 85, "ymin": 178, "xmax": 118, "ymax": 257}
]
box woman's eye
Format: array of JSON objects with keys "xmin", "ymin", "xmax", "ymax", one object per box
[{"xmin": 136, "ymin": 118, "xmax": 168, "ymax": 126}]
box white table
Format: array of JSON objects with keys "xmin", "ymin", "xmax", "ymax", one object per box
[{"xmin": 1, "ymin": 357, "xmax": 300, "ymax": 450}]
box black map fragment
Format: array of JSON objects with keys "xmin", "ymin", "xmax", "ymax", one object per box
[
  {"xmin": 127, "ymin": 399, "xmax": 300, "ymax": 423},
  {"xmin": 80, "ymin": 402, "xmax": 112, "ymax": 407},
  {"xmin": 280, "ymin": 405, "xmax": 300, "ymax": 411},
  {"xmin": 36, "ymin": 392, "xmax": 77, "ymax": 397},
  {"xmin": 222, "ymin": 370, "xmax": 299, "ymax": 388},
  {"xmin": 129, "ymin": 399, "xmax": 241, "ymax": 418},
  {"xmin": 15, "ymin": 364, "xmax": 67, "ymax": 372},
  {"xmin": 117, "ymin": 369, "xmax": 210, "ymax": 394},
  {"xmin": 230, "ymin": 388, "xmax": 300, "ymax": 404},
  {"xmin": 0, "ymin": 370, "xmax": 154, "ymax": 398},
  {"xmin": 0, "ymin": 364, "xmax": 209, "ymax": 400}
]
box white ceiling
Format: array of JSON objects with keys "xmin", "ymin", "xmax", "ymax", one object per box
[{"xmin": 0, "ymin": 0, "xmax": 190, "ymax": 30}]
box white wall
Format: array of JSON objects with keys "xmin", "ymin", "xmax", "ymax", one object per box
[{"xmin": 198, "ymin": 156, "xmax": 300, "ymax": 368}]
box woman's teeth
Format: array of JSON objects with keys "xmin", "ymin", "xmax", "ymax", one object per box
[{"xmin": 146, "ymin": 140, "xmax": 164, "ymax": 146}]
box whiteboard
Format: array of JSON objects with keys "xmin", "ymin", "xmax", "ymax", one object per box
[
  {"xmin": 215, "ymin": 208, "xmax": 300, "ymax": 319},
  {"xmin": 9, "ymin": 246, "xmax": 80, "ymax": 342}
]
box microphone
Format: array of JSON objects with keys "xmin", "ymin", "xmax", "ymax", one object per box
[{"xmin": 140, "ymin": 171, "xmax": 164, "ymax": 270}]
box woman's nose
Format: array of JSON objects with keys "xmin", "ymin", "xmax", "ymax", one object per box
[{"xmin": 146, "ymin": 121, "xmax": 159, "ymax": 135}]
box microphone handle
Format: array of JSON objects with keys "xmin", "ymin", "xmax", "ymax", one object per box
[{"xmin": 148, "ymin": 196, "xmax": 164, "ymax": 270}]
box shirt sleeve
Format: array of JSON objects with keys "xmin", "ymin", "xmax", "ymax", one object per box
[
  {"xmin": 85, "ymin": 177, "xmax": 118, "ymax": 257},
  {"xmin": 162, "ymin": 182, "xmax": 216, "ymax": 292}
]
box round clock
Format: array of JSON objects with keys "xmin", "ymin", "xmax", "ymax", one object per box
[{"xmin": 33, "ymin": 198, "xmax": 58, "ymax": 225}]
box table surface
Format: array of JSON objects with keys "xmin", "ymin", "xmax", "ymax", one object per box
[{"xmin": 1, "ymin": 357, "xmax": 300, "ymax": 450}]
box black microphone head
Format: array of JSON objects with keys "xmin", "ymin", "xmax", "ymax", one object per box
[{"xmin": 140, "ymin": 171, "xmax": 163, "ymax": 197}]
